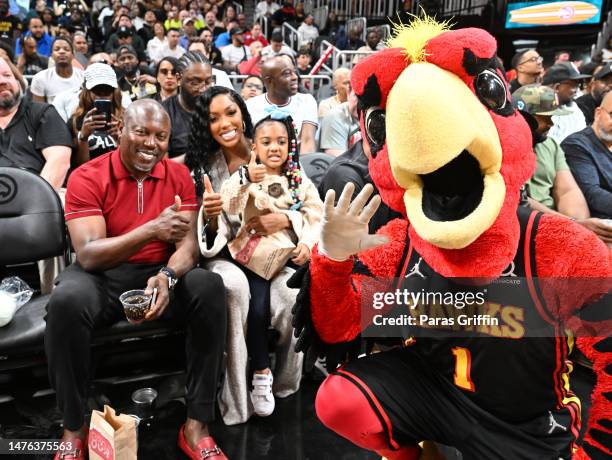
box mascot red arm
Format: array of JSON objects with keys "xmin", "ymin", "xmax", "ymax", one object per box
[{"xmin": 301, "ymin": 18, "xmax": 610, "ymax": 460}]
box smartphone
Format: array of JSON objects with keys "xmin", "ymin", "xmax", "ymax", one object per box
[{"xmin": 93, "ymin": 99, "xmax": 112, "ymax": 131}]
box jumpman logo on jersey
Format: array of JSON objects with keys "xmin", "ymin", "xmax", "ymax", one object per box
[
  {"xmin": 405, "ymin": 258, "xmax": 425, "ymax": 279},
  {"xmin": 547, "ymin": 411, "xmax": 566, "ymax": 434},
  {"xmin": 501, "ymin": 261, "xmax": 517, "ymax": 277}
]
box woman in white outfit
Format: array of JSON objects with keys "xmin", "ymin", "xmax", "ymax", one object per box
[{"xmin": 185, "ymin": 86, "xmax": 303, "ymax": 425}]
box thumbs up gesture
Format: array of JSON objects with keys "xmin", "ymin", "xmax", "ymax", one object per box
[
  {"xmin": 171, "ymin": 195, "xmax": 182, "ymax": 211},
  {"xmin": 202, "ymin": 174, "xmax": 223, "ymax": 219},
  {"xmin": 247, "ymin": 151, "xmax": 267, "ymax": 183},
  {"xmin": 154, "ymin": 195, "xmax": 190, "ymax": 243},
  {"xmin": 204, "ymin": 174, "xmax": 215, "ymax": 195}
]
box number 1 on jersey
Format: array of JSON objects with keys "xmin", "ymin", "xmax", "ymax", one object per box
[{"xmin": 452, "ymin": 347, "xmax": 475, "ymax": 392}]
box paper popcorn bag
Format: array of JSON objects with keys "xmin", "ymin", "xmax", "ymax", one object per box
[
  {"xmin": 228, "ymin": 229, "xmax": 296, "ymax": 280},
  {"xmin": 89, "ymin": 405, "xmax": 137, "ymax": 460}
]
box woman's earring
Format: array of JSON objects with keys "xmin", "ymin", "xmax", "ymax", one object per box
[{"xmin": 242, "ymin": 121, "xmax": 246, "ymax": 132}]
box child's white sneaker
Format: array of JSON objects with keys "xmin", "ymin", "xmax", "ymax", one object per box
[{"xmin": 250, "ymin": 372, "xmax": 275, "ymax": 417}]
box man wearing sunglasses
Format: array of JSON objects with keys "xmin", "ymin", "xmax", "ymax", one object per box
[{"xmin": 509, "ymin": 49, "xmax": 543, "ymax": 93}]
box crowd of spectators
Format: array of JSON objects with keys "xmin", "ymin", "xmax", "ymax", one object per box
[
  {"xmin": 507, "ymin": 47, "xmax": 612, "ymax": 233},
  {"xmin": 0, "ymin": 0, "xmax": 611, "ymax": 458}
]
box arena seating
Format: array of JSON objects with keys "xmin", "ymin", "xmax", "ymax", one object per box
[{"xmin": 0, "ymin": 167, "xmax": 184, "ymax": 395}]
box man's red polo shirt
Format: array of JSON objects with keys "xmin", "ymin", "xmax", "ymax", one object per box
[{"xmin": 64, "ymin": 148, "xmax": 198, "ymax": 264}]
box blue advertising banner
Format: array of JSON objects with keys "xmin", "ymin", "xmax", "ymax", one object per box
[{"xmin": 505, "ymin": 0, "xmax": 603, "ymax": 28}]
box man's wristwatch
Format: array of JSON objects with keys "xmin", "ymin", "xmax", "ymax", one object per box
[{"xmin": 159, "ymin": 266, "xmax": 178, "ymax": 290}]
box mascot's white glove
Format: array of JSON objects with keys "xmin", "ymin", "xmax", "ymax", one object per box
[{"xmin": 318, "ymin": 183, "xmax": 390, "ymax": 262}]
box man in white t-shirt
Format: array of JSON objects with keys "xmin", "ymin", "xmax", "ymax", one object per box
[
  {"xmin": 260, "ymin": 31, "xmax": 296, "ymax": 61},
  {"xmin": 221, "ymin": 27, "xmax": 251, "ymax": 74},
  {"xmin": 320, "ymin": 90, "xmax": 361, "ymax": 157},
  {"xmin": 247, "ymin": 54, "xmax": 318, "ymax": 153},
  {"xmin": 30, "ymin": 36, "xmax": 84, "ymax": 103},
  {"xmin": 160, "ymin": 28, "xmax": 186, "ymax": 60},
  {"xmin": 52, "ymin": 58, "xmax": 133, "ymax": 122}
]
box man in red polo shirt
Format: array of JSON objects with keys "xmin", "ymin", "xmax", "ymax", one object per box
[{"xmin": 45, "ymin": 99, "xmax": 228, "ymax": 460}]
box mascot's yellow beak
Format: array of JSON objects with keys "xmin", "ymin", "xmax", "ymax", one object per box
[{"xmin": 387, "ymin": 62, "xmax": 505, "ymax": 249}]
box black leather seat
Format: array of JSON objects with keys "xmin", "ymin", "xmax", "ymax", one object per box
[
  {"xmin": 0, "ymin": 294, "xmax": 48, "ymax": 356},
  {"xmin": 0, "ymin": 167, "xmax": 65, "ymax": 265},
  {"xmin": 300, "ymin": 152, "xmax": 335, "ymax": 187},
  {"xmin": 0, "ymin": 167, "xmax": 65, "ymax": 361},
  {"xmin": 0, "ymin": 167, "xmax": 179, "ymax": 367}
]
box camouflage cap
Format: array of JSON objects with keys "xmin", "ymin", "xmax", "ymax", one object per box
[{"xmin": 511, "ymin": 84, "xmax": 571, "ymax": 116}]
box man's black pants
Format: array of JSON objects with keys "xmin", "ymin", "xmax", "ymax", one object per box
[{"xmin": 44, "ymin": 263, "xmax": 227, "ymax": 431}]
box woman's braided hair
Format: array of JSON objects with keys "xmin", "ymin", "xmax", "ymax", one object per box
[
  {"xmin": 185, "ymin": 86, "xmax": 254, "ymax": 197},
  {"xmin": 253, "ymin": 115, "xmax": 303, "ymax": 210}
]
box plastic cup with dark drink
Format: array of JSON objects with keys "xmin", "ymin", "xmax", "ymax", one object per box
[
  {"xmin": 120, "ymin": 289, "xmax": 152, "ymax": 323},
  {"xmin": 131, "ymin": 387, "xmax": 158, "ymax": 421}
]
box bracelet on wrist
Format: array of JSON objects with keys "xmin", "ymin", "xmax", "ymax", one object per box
[{"xmin": 77, "ymin": 131, "xmax": 88, "ymax": 143}]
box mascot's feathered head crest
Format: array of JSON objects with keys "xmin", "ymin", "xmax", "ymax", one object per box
[
  {"xmin": 387, "ymin": 15, "xmax": 452, "ymax": 63},
  {"xmin": 351, "ymin": 17, "xmax": 536, "ymax": 278}
]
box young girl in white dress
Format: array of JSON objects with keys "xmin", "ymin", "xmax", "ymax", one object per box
[{"xmin": 220, "ymin": 112, "xmax": 323, "ymax": 416}]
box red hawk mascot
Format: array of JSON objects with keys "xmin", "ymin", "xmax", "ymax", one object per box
[{"xmin": 291, "ymin": 18, "xmax": 611, "ymax": 460}]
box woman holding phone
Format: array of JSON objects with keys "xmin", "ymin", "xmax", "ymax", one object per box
[{"xmin": 71, "ymin": 63, "xmax": 124, "ymax": 167}]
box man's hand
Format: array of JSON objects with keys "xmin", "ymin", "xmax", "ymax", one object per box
[
  {"xmin": 318, "ymin": 183, "xmax": 389, "ymax": 262},
  {"xmin": 137, "ymin": 74, "xmax": 157, "ymax": 85},
  {"xmin": 245, "ymin": 212, "xmax": 290, "ymax": 236},
  {"xmin": 247, "ymin": 151, "xmax": 266, "ymax": 183},
  {"xmin": 152, "ymin": 195, "xmax": 190, "ymax": 243},
  {"xmin": 291, "ymin": 243, "xmax": 310, "ymax": 265},
  {"xmin": 202, "ymin": 174, "xmax": 223, "ymax": 219},
  {"xmin": 144, "ymin": 273, "xmax": 170, "ymax": 320},
  {"xmin": 577, "ymin": 218, "xmax": 612, "ymax": 246}
]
